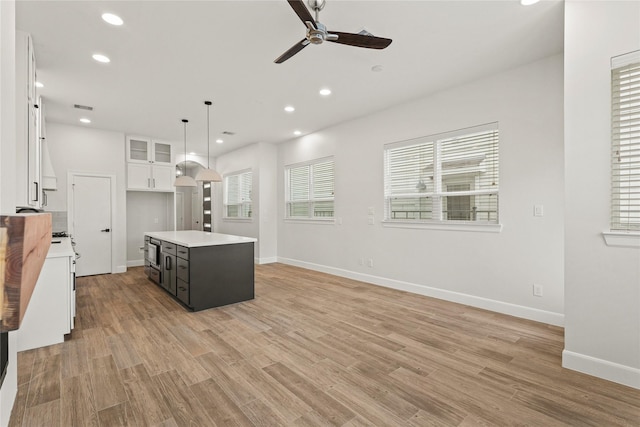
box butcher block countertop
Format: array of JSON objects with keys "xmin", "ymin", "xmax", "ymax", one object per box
[{"xmin": 145, "ymin": 230, "xmax": 257, "ymax": 248}]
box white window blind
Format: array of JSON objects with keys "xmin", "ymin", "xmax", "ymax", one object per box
[
  {"xmin": 223, "ymin": 170, "xmax": 252, "ymax": 218},
  {"xmin": 611, "ymin": 52, "xmax": 640, "ymax": 231},
  {"xmin": 285, "ymin": 157, "xmax": 335, "ymax": 219},
  {"xmin": 384, "ymin": 123, "xmax": 499, "ymax": 224}
]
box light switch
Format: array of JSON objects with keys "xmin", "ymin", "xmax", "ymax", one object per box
[
  {"xmin": 368, "ymin": 207, "xmax": 375, "ymax": 215},
  {"xmin": 534, "ymin": 205, "xmax": 544, "ymax": 217},
  {"xmin": 368, "ymin": 216, "xmax": 375, "ymax": 225}
]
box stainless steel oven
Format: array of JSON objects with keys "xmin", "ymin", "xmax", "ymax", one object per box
[{"xmin": 145, "ymin": 238, "xmax": 161, "ymax": 284}]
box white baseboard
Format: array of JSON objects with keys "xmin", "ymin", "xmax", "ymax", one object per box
[
  {"xmin": 115, "ymin": 265, "xmax": 128, "ymax": 273},
  {"xmin": 126, "ymin": 260, "xmax": 144, "ymax": 268},
  {"xmin": 255, "ymin": 256, "xmax": 278, "ymax": 265},
  {"xmin": 562, "ymin": 350, "xmax": 640, "ymax": 390},
  {"xmin": 277, "ymin": 257, "xmax": 564, "ymax": 327}
]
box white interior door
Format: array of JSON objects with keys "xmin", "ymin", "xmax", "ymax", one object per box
[{"xmin": 72, "ymin": 174, "xmax": 112, "ymax": 276}]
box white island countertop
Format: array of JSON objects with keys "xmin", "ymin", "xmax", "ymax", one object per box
[{"xmin": 145, "ymin": 230, "xmax": 257, "ymax": 248}]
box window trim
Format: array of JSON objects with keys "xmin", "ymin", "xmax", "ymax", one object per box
[
  {"xmin": 609, "ymin": 50, "xmax": 640, "ymax": 233},
  {"xmin": 222, "ymin": 168, "xmax": 253, "ymax": 220},
  {"xmin": 284, "ymin": 156, "xmax": 335, "ymax": 221},
  {"xmin": 383, "ymin": 122, "xmax": 501, "ymax": 230}
]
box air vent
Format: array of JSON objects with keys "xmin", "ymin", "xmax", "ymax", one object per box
[
  {"xmin": 222, "ymin": 131, "xmax": 235, "ymax": 135},
  {"xmin": 73, "ymin": 104, "xmax": 93, "ymax": 111}
]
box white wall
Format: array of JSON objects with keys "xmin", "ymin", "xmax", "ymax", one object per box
[
  {"xmin": 563, "ymin": 0, "xmax": 640, "ymax": 389},
  {"xmin": 45, "ymin": 123, "xmax": 128, "ymax": 273},
  {"xmin": 277, "ymin": 54, "xmax": 565, "ymax": 325},
  {"xmin": 0, "ymin": 2, "xmax": 18, "ymax": 426},
  {"xmin": 215, "ymin": 142, "xmax": 278, "ymax": 263},
  {"xmin": 126, "ymin": 192, "xmax": 173, "ymax": 266}
]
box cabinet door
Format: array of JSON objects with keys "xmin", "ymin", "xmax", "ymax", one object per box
[
  {"xmin": 127, "ymin": 163, "xmax": 151, "ymax": 190},
  {"xmin": 126, "ymin": 136, "xmax": 151, "ymax": 163},
  {"xmin": 152, "ymin": 165, "xmax": 174, "ymax": 191},
  {"xmin": 162, "ymin": 253, "xmax": 177, "ymax": 295},
  {"xmin": 152, "ymin": 141, "xmax": 172, "ymax": 165},
  {"xmin": 27, "ymin": 103, "xmax": 41, "ymax": 207}
]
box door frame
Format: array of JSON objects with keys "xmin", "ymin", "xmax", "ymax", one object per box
[{"xmin": 67, "ymin": 171, "xmax": 117, "ymax": 274}]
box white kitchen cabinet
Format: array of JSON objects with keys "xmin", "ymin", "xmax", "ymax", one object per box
[
  {"xmin": 127, "ymin": 163, "xmax": 174, "ymax": 191},
  {"xmin": 126, "ymin": 136, "xmax": 172, "ymax": 165},
  {"xmin": 17, "ymin": 239, "xmax": 74, "ymax": 351},
  {"xmin": 16, "ymin": 31, "xmax": 42, "ymax": 208}
]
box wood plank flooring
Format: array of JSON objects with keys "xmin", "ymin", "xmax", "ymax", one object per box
[{"xmin": 9, "ymin": 263, "xmax": 640, "ymax": 426}]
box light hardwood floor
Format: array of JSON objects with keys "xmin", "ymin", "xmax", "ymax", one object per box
[{"xmin": 8, "ymin": 263, "xmax": 640, "ymax": 426}]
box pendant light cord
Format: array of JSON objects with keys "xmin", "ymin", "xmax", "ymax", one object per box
[
  {"xmin": 205, "ymin": 101, "xmax": 212, "ymax": 169},
  {"xmin": 182, "ymin": 119, "xmax": 188, "ymax": 174}
]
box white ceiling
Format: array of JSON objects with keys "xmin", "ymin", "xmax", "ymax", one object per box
[{"xmin": 16, "ymin": 0, "xmax": 564, "ymax": 158}]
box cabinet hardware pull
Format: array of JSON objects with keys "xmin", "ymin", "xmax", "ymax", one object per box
[
  {"xmin": 34, "ymin": 181, "xmax": 39, "ymax": 201},
  {"xmin": 166, "ymin": 256, "xmax": 172, "ymax": 270},
  {"xmin": 153, "ymin": 178, "xmax": 156, "ymax": 188},
  {"xmin": 148, "ymin": 178, "xmax": 151, "ymax": 188}
]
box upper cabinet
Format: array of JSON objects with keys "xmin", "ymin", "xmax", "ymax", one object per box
[
  {"xmin": 16, "ymin": 31, "xmax": 42, "ymax": 208},
  {"xmin": 126, "ymin": 136, "xmax": 172, "ymax": 165},
  {"xmin": 126, "ymin": 136, "xmax": 174, "ymax": 192}
]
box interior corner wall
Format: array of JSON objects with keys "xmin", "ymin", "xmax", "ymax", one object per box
[
  {"xmin": 126, "ymin": 192, "xmax": 173, "ymax": 266},
  {"xmin": 214, "ymin": 143, "xmax": 261, "ymax": 260},
  {"xmin": 257, "ymin": 142, "xmax": 278, "ymax": 262},
  {"xmin": 45, "ymin": 122, "xmax": 128, "ymax": 273},
  {"xmin": 563, "ymin": 0, "xmax": 640, "ymax": 389},
  {"xmin": 277, "ymin": 54, "xmax": 565, "ymax": 326},
  {"xmin": 0, "ymin": 2, "xmax": 17, "ymax": 426}
]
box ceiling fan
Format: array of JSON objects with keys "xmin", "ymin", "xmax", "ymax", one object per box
[{"xmin": 274, "ymin": 0, "xmax": 392, "ymax": 64}]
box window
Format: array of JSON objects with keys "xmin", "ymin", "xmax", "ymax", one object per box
[
  {"xmin": 611, "ymin": 51, "xmax": 640, "ymax": 231},
  {"xmin": 285, "ymin": 157, "xmax": 335, "ymax": 219},
  {"xmin": 223, "ymin": 170, "xmax": 252, "ymax": 219},
  {"xmin": 384, "ymin": 123, "xmax": 499, "ymax": 225}
]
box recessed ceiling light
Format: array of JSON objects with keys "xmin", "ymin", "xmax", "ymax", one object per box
[
  {"xmin": 216, "ymin": 139, "xmax": 224, "ymax": 144},
  {"xmin": 80, "ymin": 118, "xmax": 91, "ymax": 124},
  {"xmin": 284, "ymin": 105, "xmax": 295, "ymax": 113},
  {"xmin": 319, "ymin": 88, "xmax": 331, "ymax": 96},
  {"xmin": 101, "ymin": 13, "xmax": 123, "ymax": 26},
  {"xmin": 92, "ymin": 54, "xmax": 110, "ymax": 63},
  {"xmin": 35, "ymin": 81, "xmax": 44, "ymax": 88},
  {"xmin": 294, "ymin": 130, "xmax": 302, "ymax": 136},
  {"xmin": 520, "ymin": 0, "xmax": 539, "ymax": 5}
]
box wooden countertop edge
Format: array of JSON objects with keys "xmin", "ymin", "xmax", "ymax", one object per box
[{"xmin": 0, "ymin": 214, "xmax": 52, "ymax": 332}]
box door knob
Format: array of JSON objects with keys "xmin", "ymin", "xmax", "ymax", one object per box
[{"xmin": 100, "ymin": 228, "xmax": 110, "ymax": 232}]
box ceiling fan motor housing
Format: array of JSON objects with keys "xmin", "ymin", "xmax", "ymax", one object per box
[{"xmin": 307, "ymin": 21, "xmax": 327, "ymax": 44}]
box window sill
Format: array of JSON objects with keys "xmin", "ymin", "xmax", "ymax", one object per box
[
  {"xmin": 284, "ymin": 218, "xmax": 336, "ymax": 225},
  {"xmin": 222, "ymin": 218, "xmax": 253, "ymax": 223},
  {"xmin": 602, "ymin": 231, "xmax": 640, "ymax": 248},
  {"xmin": 382, "ymin": 220, "xmax": 503, "ymax": 233}
]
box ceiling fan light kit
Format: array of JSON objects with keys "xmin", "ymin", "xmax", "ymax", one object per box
[{"xmin": 274, "ymin": 0, "xmax": 392, "ymax": 64}]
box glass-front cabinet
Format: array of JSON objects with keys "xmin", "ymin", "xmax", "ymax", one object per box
[{"xmin": 126, "ymin": 136, "xmax": 172, "ymax": 165}]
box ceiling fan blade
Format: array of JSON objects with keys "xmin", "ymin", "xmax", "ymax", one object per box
[
  {"xmin": 287, "ymin": 0, "xmax": 316, "ymax": 29},
  {"xmin": 327, "ymin": 31, "xmax": 392, "ymax": 49},
  {"xmin": 274, "ymin": 39, "xmax": 310, "ymax": 64}
]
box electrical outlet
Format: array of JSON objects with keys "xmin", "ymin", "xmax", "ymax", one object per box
[
  {"xmin": 533, "ymin": 284, "xmax": 543, "ymax": 297},
  {"xmin": 368, "ymin": 207, "xmax": 375, "ymax": 215},
  {"xmin": 368, "ymin": 216, "xmax": 375, "ymax": 225},
  {"xmin": 367, "ymin": 259, "xmax": 374, "ymax": 268},
  {"xmin": 534, "ymin": 205, "xmax": 544, "ymax": 217}
]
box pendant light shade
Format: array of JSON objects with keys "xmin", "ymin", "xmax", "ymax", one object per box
[
  {"xmin": 195, "ymin": 100, "xmax": 222, "ymax": 182},
  {"xmin": 175, "ymin": 119, "xmax": 197, "ymax": 187}
]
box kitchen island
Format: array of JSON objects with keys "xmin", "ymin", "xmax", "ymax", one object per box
[{"xmin": 144, "ymin": 231, "xmax": 256, "ymax": 311}]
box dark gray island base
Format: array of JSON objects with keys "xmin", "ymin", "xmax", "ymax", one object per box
[{"xmin": 144, "ymin": 231, "xmax": 256, "ymax": 311}]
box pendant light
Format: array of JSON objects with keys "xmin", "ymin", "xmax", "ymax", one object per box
[
  {"xmin": 195, "ymin": 100, "xmax": 222, "ymax": 182},
  {"xmin": 174, "ymin": 119, "xmax": 197, "ymax": 187}
]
